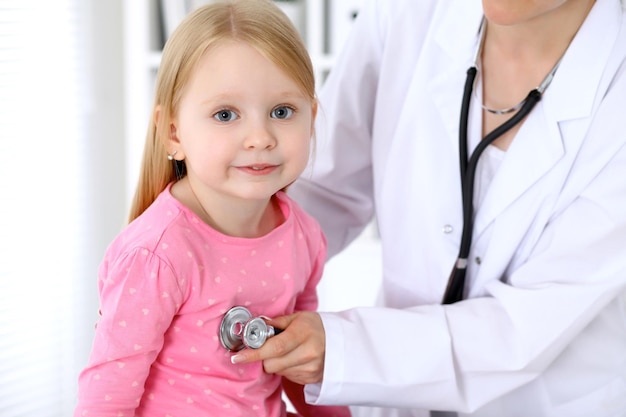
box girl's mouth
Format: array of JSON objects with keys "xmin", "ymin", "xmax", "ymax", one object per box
[{"xmin": 237, "ymin": 164, "xmax": 278, "ymax": 175}]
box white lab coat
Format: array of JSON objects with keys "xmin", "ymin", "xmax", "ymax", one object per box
[{"xmin": 289, "ymin": 0, "xmax": 626, "ymax": 416}]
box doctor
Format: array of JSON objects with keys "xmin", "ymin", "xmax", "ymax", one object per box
[{"xmin": 234, "ymin": 0, "xmax": 626, "ymax": 415}]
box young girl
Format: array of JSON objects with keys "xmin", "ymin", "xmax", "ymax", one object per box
[{"xmin": 74, "ymin": 1, "xmax": 350, "ymax": 417}]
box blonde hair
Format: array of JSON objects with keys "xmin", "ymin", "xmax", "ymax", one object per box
[{"xmin": 128, "ymin": 0, "xmax": 316, "ymax": 222}]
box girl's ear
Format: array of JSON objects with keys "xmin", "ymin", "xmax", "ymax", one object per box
[
  {"xmin": 167, "ymin": 123, "xmax": 184, "ymax": 160},
  {"xmin": 169, "ymin": 123, "xmax": 180, "ymax": 144},
  {"xmin": 155, "ymin": 105, "xmax": 184, "ymax": 159}
]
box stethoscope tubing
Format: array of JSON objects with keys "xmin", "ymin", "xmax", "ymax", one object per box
[{"xmin": 442, "ymin": 69, "xmax": 543, "ymax": 304}]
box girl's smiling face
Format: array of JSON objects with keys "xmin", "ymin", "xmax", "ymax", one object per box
[{"xmin": 170, "ymin": 40, "xmax": 316, "ymax": 203}]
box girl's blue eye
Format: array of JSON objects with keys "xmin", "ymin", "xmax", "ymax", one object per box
[
  {"xmin": 271, "ymin": 106, "xmax": 294, "ymax": 120},
  {"xmin": 214, "ymin": 110, "xmax": 237, "ymax": 122}
]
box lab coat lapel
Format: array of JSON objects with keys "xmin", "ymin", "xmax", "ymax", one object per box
[
  {"xmin": 471, "ymin": 0, "xmax": 620, "ymax": 240},
  {"xmin": 472, "ymin": 109, "xmax": 564, "ymax": 239},
  {"xmin": 428, "ymin": 4, "xmax": 483, "ymax": 150}
]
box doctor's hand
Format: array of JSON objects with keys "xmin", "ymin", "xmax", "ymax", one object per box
[{"xmin": 230, "ymin": 311, "xmax": 326, "ymax": 385}]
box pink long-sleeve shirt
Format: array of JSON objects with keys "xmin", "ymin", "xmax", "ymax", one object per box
[{"xmin": 75, "ymin": 187, "xmax": 336, "ymax": 417}]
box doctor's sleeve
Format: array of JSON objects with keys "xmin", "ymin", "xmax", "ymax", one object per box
[{"xmin": 288, "ymin": 0, "xmax": 387, "ymax": 258}]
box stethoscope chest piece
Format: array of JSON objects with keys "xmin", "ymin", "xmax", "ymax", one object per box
[
  {"xmin": 219, "ymin": 306, "xmax": 252, "ymax": 351},
  {"xmin": 219, "ymin": 306, "xmax": 279, "ymax": 351}
]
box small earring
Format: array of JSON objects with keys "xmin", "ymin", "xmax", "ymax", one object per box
[{"xmin": 167, "ymin": 150, "xmax": 178, "ymax": 161}]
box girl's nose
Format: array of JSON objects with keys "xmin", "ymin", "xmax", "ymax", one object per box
[{"xmin": 243, "ymin": 122, "xmax": 277, "ymax": 150}]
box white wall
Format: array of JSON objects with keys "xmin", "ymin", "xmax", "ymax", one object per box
[{"xmin": 0, "ymin": 1, "xmax": 126, "ymax": 416}]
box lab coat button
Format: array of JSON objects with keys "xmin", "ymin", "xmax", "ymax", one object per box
[
  {"xmin": 475, "ymin": 257, "xmax": 482, "ymax": 265},
  {"xmin": 443, "ymin": 224, "xmax": 453, "ymax": 234}
]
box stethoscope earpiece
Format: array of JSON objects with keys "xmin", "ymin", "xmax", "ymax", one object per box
[{"xmin": 219, "ymin": 306, "xmax": 280, "ymax": 351}]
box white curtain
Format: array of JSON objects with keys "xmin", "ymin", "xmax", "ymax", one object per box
[{"xmin": 0, "ymin": 1, "xmax": 125, "ymax": 416}]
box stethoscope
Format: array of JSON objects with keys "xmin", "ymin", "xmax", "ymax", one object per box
[
  {"xmin": 219, "ymin": 306, "xmax": 282, "ymax": 351},
  {"xmin": 441, "ymin": 19, "xmax": 562, "ymax": 304}
]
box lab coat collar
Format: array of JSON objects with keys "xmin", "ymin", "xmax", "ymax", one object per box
[
  {"xmin": 432, "ymin": 1, "xmax": 483, "ymax": 66},
  {"xmin": 431, "ymin": 0, "xmax": 622, "ymax": 124},
  {"xmin": 428, "ymin": 2, "xmax": 483, "ymax": 147},
  {"xmin": 429, "ymin": 0, "xmax": 621, "ymax": 137},
  {"xmin": 430, "ymin": 0, "xmax": 621, "ymax": 121},
  {"xmin": 542, "ymin": 0, "xmax": 622, "ymax": 122},
  {"xmin": 473, "ymin": 0, "xmax": 622, "ymax": 238}
]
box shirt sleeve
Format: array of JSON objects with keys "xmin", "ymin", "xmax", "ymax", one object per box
[{"xmin": 74, "ymin": 247, "xmax": 185, "ymax": 417}]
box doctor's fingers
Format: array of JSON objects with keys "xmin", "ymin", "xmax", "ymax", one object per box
[
  {"xmin": 261, "ymin": 311, "xmax": 326, "ymax": 365},
  {"xmin": 262, "ymin": 312, "xmax": 326, "ymax": 383},
  {"xmin": 262, "ymin": 312, "xmax": 299, "ymax": 332},
  {"xmin": 230, "ymin": 312, "xmax": 324, "ymax": 364},
  {"xmin": 264, "ymin": 350, "xmax": 325, "ymax": 385}
]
